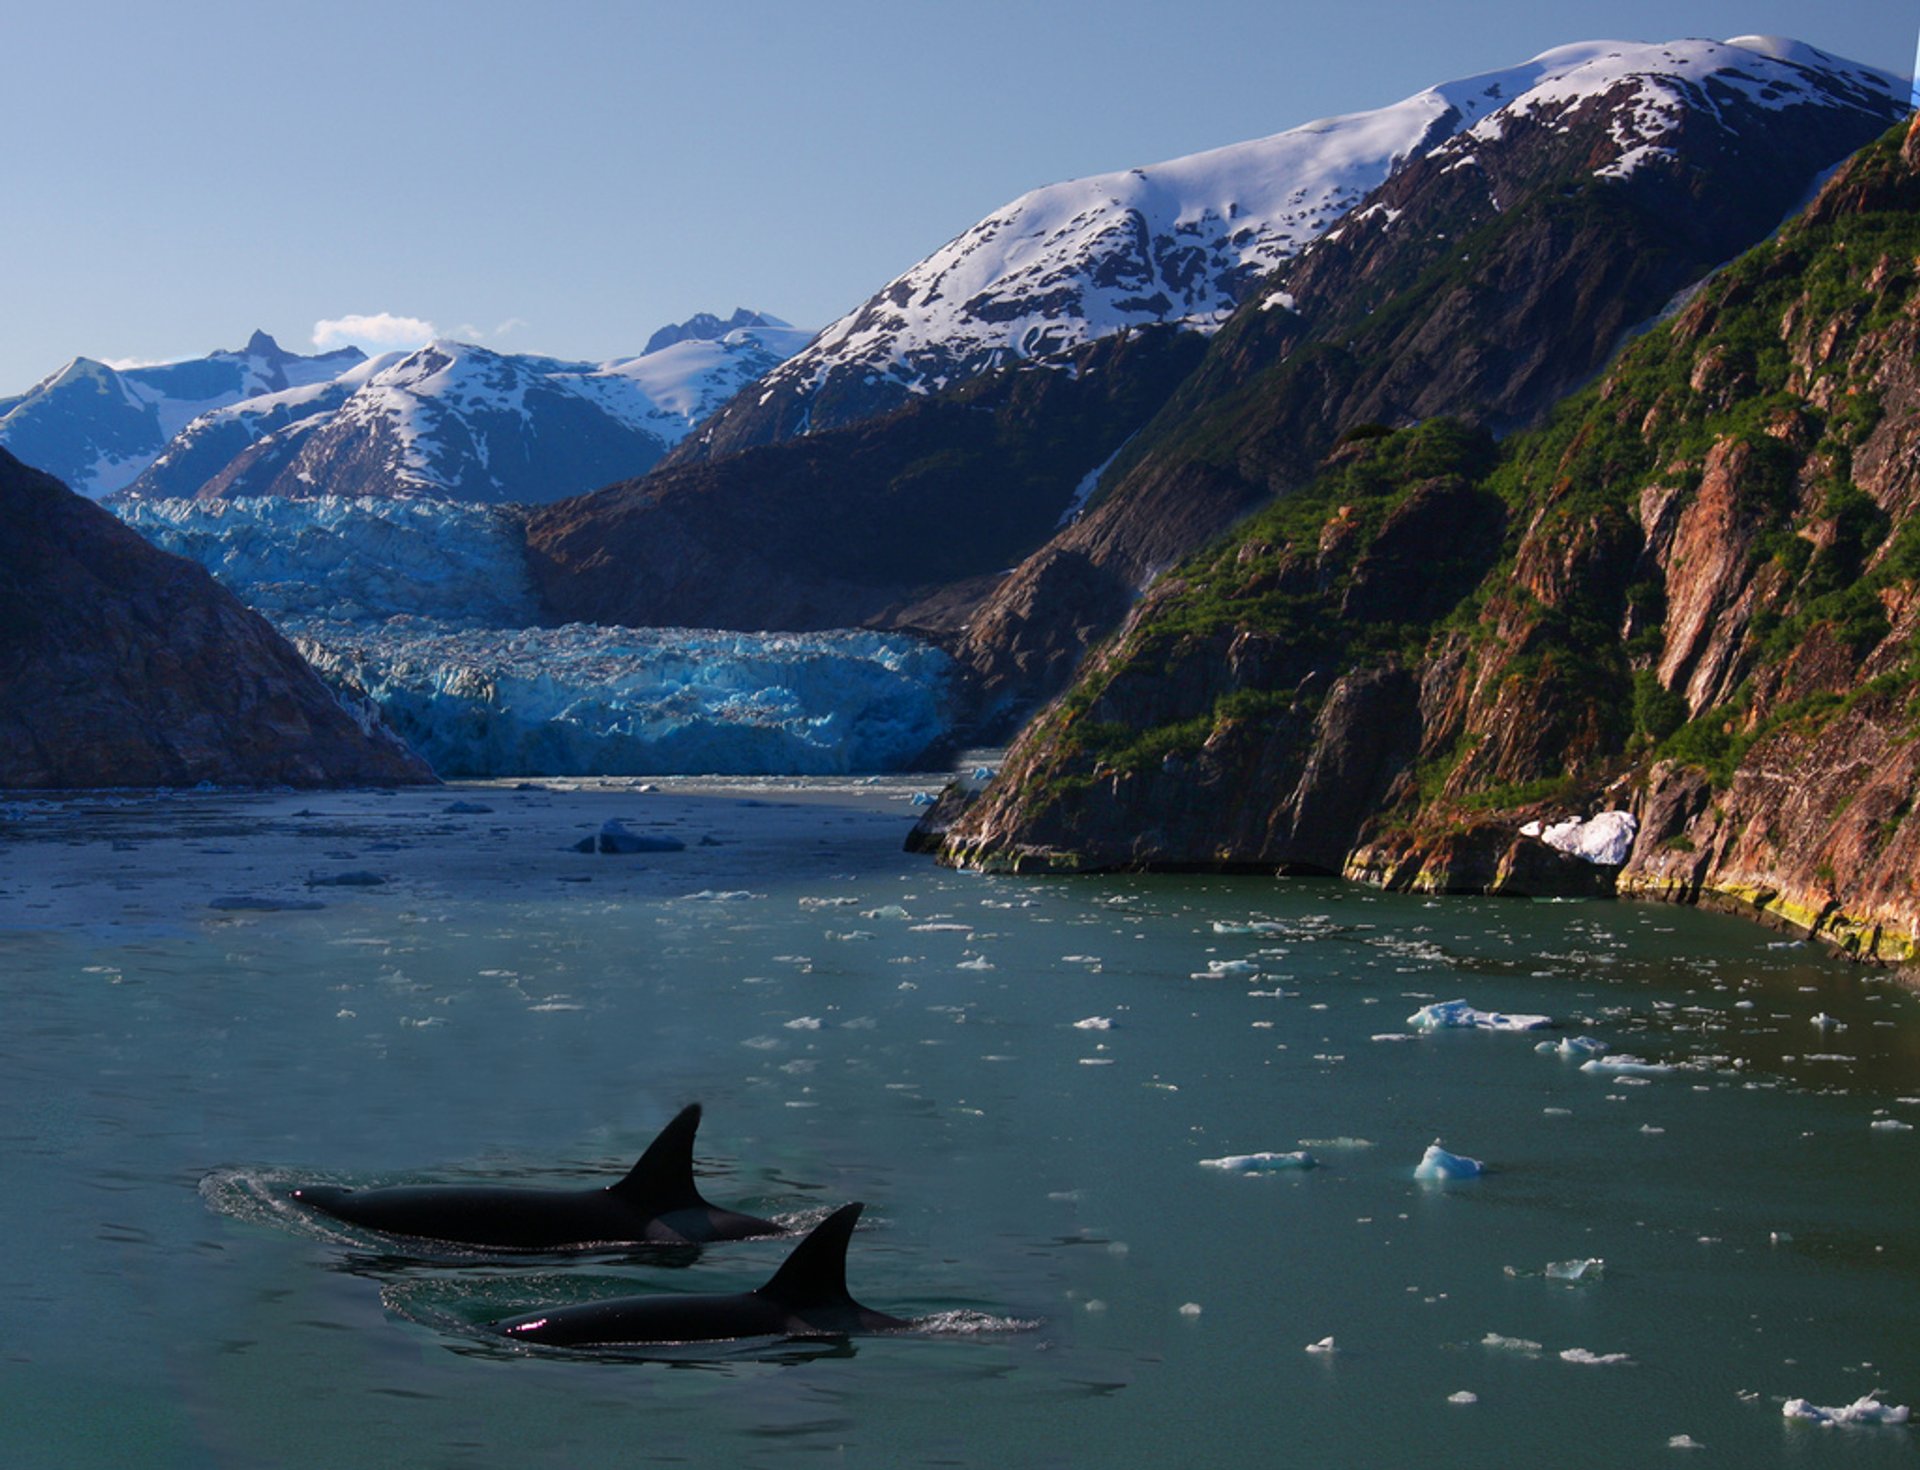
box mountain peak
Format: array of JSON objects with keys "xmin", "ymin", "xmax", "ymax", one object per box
[{"xmin": 644, "ymin": 308, "xmax": 785, "ymax": 356}]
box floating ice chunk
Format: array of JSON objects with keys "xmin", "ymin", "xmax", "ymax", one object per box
[
  {"xmin": 1372, "ymin": 1032, "xmax": 1417, "ymax": 1042},
  {"xmin": 1305, "ymin": 1336, "xmax": 1337, "ymax": 1354},
  {"xmin": 1409, "ymin": 998, "xmax": 1551, "ymax": 1031},
  {"xmin": 1178, "ymin": 1302, "xmax": 1202, "ymax": 1317},
  {"xmin": 1782, "ymin": 1395, "xmax": 1910, "ymax": 1426},
  {"xmin": 1073, "ymin": 1016, "xmax": 1114, "ymax": 1030},
  {"xmin": 1213, "ymin": 920, "xmax": 1289, "ymax": 935},
  {"xmin": 1560, "ymin": 1348, "xmax": 1633, "ymax": 1366},
  {"xmin": 1202, "ymin": 959, "xmax": 1261, "ymax": 976},
  {"xmin": 1580, "ymin": 1054, "xmax": 1674, "ymax": 1077},
  {"xmin": 443, "ymin": 800, "xmax": 494, "ymax": 814},
  {"xmin": 575, "ymin": 819, "xmax": 685, "ymax": 854},
  {"xmin": 1536, "ymin": 1035, "xmax": 1608, "ymax": 1058},
  {"xmin": 1544, "ymin": 1257, "xmax": 1604, "ymax": 1281},
  {"xmin": 1812, "ymin": 1013, "xmax": 1845, "ymax": 1031},
  {"xmin": 1667, "ymin": 1434, "xmax": 1705, "ymax": 1449},
  {"xmin": 1482, "ymin": 1333, "xmax": 1543, "ymax": 1353},
  {"xmin": 681, "ymin": 889, "xmax": 757, "ymax": 901},
  {"xmin": 1530, "ymin": 810, "xmax": 1638, "ymax": 865},
  {"xmin": 1415, "ymin": 1144, "xmax": 1483, "ymax": 1180},
  {"xmin": 909, "ymin": 791, "xmax": 938, "ymax": 806},
  {"xmin": 1448, "ymin": 1391, "xmax": 1479, "ymax": 1406},
  {"xmin": 862, "ymin": 904, "xmax": 911, "ymax": 920},
  {"xmin": 1870, "ymin": 1119, "xmax": 1913, "ymax": 1132},
  {"xmin": 784, "ymin": 1016, "xmax": 822, "ymax": 1030},
  {"xmin": 1199, "ymin": 1151, "xmax": 1317, "ymax": 1173},
  {"xmin": 956, "ymin": 956, "xmax": 995, "ymax": 970}
]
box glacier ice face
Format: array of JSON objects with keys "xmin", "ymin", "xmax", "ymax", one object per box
[
  {"xmin": 295, "ymin": 619, "xmax": 953, "ymax": 778},
  {"xmin": 113, "ymin": 495, "xmax": 541, "ymax": 626},
  {"xmin": 112, "ymin": 495, "xmax": 953, "ymax": 778}
]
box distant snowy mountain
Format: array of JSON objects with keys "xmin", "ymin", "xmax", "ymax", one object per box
[
  {"xmin": 672, "ymin": 35, "xmax": 1902, "ymax": 463},
  {"xmin": 126, "ymin": 314, "xmax": 810, "ymax": 504},
  {"xmin": 0, "ymin": 332, "xmax": 364, "ymax": 498}
]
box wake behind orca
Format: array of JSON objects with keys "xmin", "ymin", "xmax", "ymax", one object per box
[
  {"xmin": 492, "ymin": 1202, "xmax": 908, "ymax": 1347},
  {"xmin": 290, "ymin": 1104, "xmax": 782, "ymax": 1249}
]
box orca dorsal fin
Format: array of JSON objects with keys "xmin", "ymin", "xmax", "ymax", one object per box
[
  {"xmin": 609, "ymin": 1103, "xmax": 710, "ymax": 1212},
  {"xmin": 759, "ymin": 1202, "xmax": 863, "ymax": 1308}
]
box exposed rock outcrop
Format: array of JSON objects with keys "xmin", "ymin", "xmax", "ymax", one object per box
[
  {"xmin": 0, "ymin": 449, "xmax": 435, "ymax": 788},
  {"xmin": 933, "ymin": 117, "xmax": 1920, "ymax": 964}
]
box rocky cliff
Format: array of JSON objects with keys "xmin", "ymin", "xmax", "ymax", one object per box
[
  {"xmin": 0, "ymin": 449, "xmax": 436, "ymax": 788},
  {"xmin": 522, "ymin": 326, "xmax": 1206, "ymax": 635},
  {"xmin": 949, "ymin": 48, "xmax": 1907, "ymax": 721},
  {"xmin": 931, "ymin": 117, "xmax": 1920, "ymax": 965}
]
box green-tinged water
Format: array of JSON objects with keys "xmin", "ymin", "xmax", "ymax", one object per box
[{"xmin": 1, "ymin": 781, "xmax": 1916, "ymax": 1467}]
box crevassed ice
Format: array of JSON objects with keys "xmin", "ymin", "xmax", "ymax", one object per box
[{"xmin": 112, "ymin": 496, "xmax": 954, "ymax": 777}]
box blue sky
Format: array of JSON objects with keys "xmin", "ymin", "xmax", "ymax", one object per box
[{"xmin": 4, "ymin": 0, "xmax": 1912, "ymax": 390}]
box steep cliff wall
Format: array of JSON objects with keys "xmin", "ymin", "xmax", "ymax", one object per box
[
  {"xmin": 935, "ymin": 118, "xmax": 1920, "ymax": 964},
  {"xmin": 950, "ymin": 61, "xmax": 1906, "ymax": 724}
]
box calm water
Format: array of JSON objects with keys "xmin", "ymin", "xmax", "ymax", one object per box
[{"xmin": 2, "ymin": 779, "xmax": 1917, "ymax": 1468}]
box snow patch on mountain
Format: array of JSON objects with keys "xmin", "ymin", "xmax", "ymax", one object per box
[{"xmin": 682, "ymin": 35, "xmax": 1902, "ymax": 458}]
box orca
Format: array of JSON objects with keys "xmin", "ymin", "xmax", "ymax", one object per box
[
  {"xmin": 290, "ymin": 1104, "xmax": 782, "ymax": 1249},
  {"xmin": 493, "ymin": 1202, "xmax": 908, "ymax": 1346}
]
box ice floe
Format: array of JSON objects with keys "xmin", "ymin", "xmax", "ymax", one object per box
[
  {"xmin": 1559, "ymin": 1347, "xmax": 1634, "ymax": 1366},
  {"xmin": 572, "ymin": 819, "xmax": 686, "ymax": 854},
  {"xmin": 1781, "ymin": 1395, "xmax": 1910, "ymax": 1427},
  {"xmin": 1536, "ymin": 1035, "xmax": 1608, "ymax": 1058},
  {"xmin": 1072, "ymin": 1016, "xmax": 1114, "ymax": 1030},
  {"xmin": 1409, "ymin": 998, "xmax": 1551, "ymax": 1031},
  {"xmin": 1198, "ymin": 1151, "xmax": 1317, "ymax": 1172},
  {"xmin": 1544, "ymin": 1258, "xmax": 1604, "ymax": 1281},
  {"xmin": 1414, "ymin": 1143, "xmax": 1483, "ymax": 1180},
  {"xmin": 1579, "ymin": 1054, "xmax": 1675, "ymax": 1077}
]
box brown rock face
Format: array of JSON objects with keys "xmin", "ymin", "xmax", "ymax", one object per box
[
  {"xmin": 934, "ymin": 120, "xmax": 1920, "ymax": 962},
  {"xmin": 949, "ymin": 73, "xmax": 1905, "ymax": 723},
  {"xmin": 0, "ymin": 450, "xmax": 436, "ymax": 789}
]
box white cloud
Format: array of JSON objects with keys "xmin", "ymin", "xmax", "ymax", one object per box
[
  {"xmin": 312, "ymin": 312, "xmax": 437, "ymax": 351},
  {"xmin": 450, "ymin": 317, "xmax": 530, "ymax": 344}
]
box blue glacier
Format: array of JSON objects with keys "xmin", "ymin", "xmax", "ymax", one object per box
[{"xmin": 115, "ymin": 497, "xmax": 954, "ymax": 777}]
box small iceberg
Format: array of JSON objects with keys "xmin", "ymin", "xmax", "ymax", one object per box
[
  {"xmin": 1197, "ymin": 959, "xmax": 1261, "ymax": 978},
  {"xmin": 1414, "ymin": 1143, "xmax": 1483, "ymax": 1180},
  {"xmin": 1536, "ymin": 1035, "xmax": 1608, "ymax": 1058},
  {"xmin": 1072, "ymin": 1016, "xmax": 1114, "ymax": 1031},
  {"xmin": 575, "ymin": 819, "xmax": 685, "ymax": 854},
  {"xmin": 1560, "ymin": 1347, "xmax": 1634, "ymax": 1366},
  {"xmin": 1409, "ymin": 999, "xmax": 1551, "ymax": 1032},
  {"xmin": 1305, "ymin": 1335, "xmax": 1338, "ymax": 1354},
  {"xmin": 1579, "ymin": 1054, "xmax": 1674, "ymax": 1077},
  {"xmin": 1544, "ymin": 1257, "xmax": 1605, "ymax": 1282},
  {"xmin": 1782, "ymin": 1395, "xmax": 1910, "ymax": 1427},
  {"xmin": 1200, "ymin": 1151, "xmax": 1317, "ymax": 1173}
]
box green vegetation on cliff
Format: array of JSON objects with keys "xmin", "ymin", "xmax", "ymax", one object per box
[{"xmin": 940, "ymin": 119, "xmax": 1920, "ymax": 958}]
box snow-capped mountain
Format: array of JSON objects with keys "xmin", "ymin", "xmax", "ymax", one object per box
[
  {"xmin": 672, "ymin": 36, "xmax": 1902, "ymax": 464},
  {"xmin": 0, "ymin": 331, "xmax": 364, "ymax": 498},
  {"xmin": 124, "ymin": 314, "xmax": 810, "ymax": 503}
]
